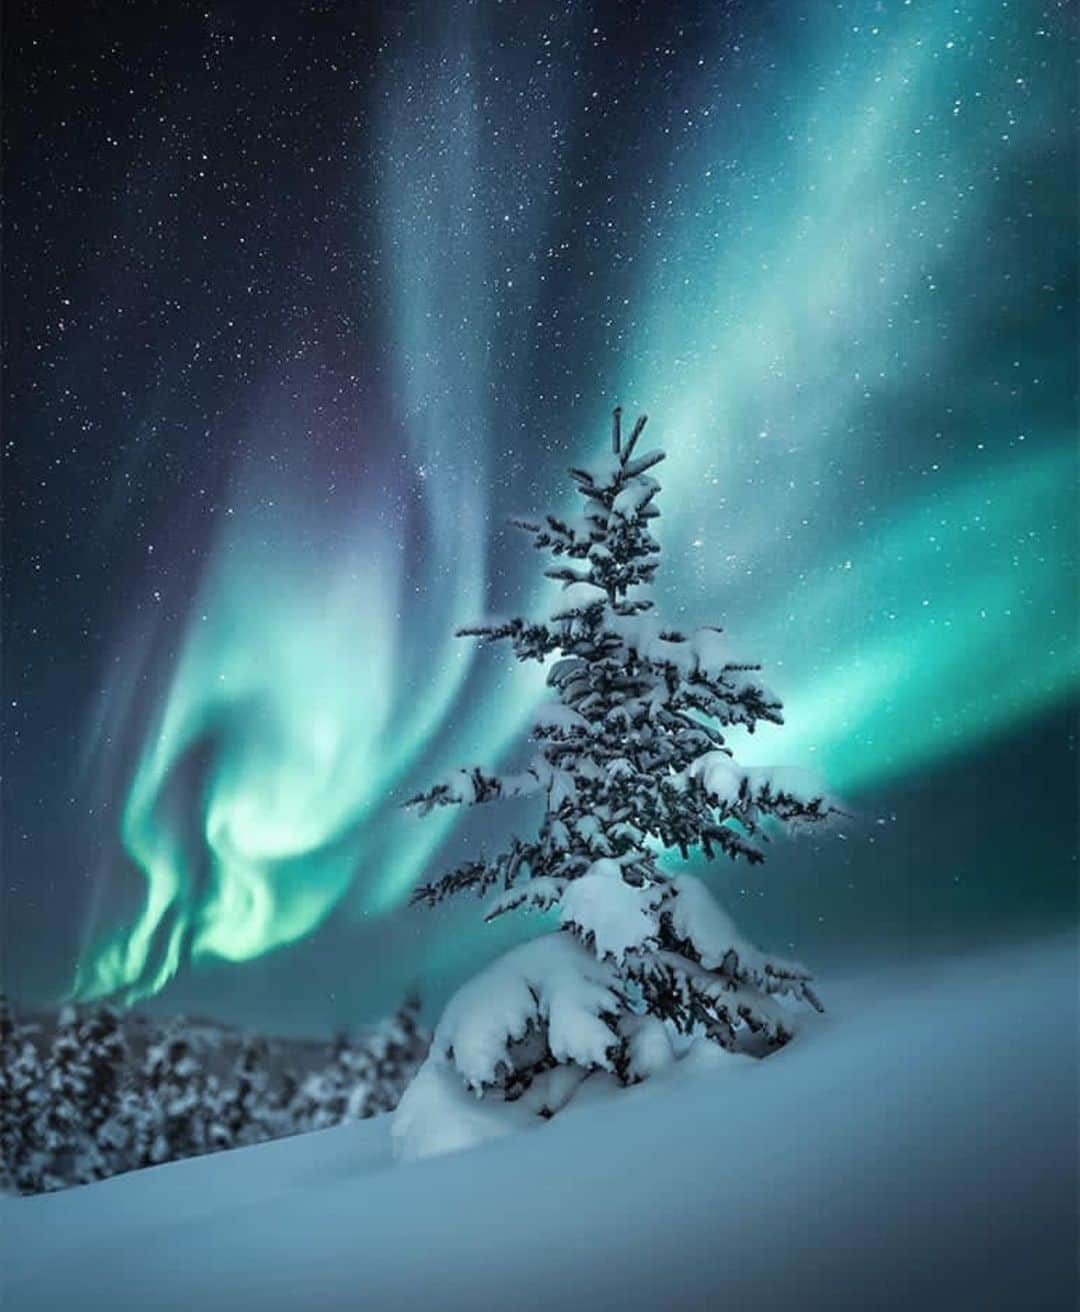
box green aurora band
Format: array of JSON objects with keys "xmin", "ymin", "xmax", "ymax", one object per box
[{"xmin": 74, "ymin": 0, "xmax": 1077, "ymax": 1002}]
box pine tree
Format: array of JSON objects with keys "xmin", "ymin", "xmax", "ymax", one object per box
[
  {"xmin": 217, "ymin": 1035, "xmax": 275, "ymax": 1148},
  {"xmin": 395, "ymin": 411, "xmax": 834, "ymax": 1154},
  {"xmin": 350, "ymin": 996, "xmax": 430, "ymax": 1118},
  {"xmin": 291, "ymin": 1032, "xmax": 372, "ymax": 1131},
  {"xmin": 77, "ymin": 1005, "xmax": 132, "ymax": 1180},
  {"xmin": 270, "ymin": 1064, "xmax": 302, "ymax": 1137},
  {"xmin": 0, "ymin": 996, "xmax": 14, "ymax": 1191},
  {"xmin": 37, "ymin": 1005, "xmax": 98, "ymax": 1188},
  {"xmin": 5, "ymin": 1040, "xmax": 50, "ymax": 1192},
  {"xmin": 0, "ymin": 998, "xmax": 49, "ymax": 1194},
  {"xmin": 136, "ymin": 1023, "xmax": 215, "ymax": 1167},
  {"xmin": 287, "ymin": 1003, "xmax": 429, "ymax": 1131}
]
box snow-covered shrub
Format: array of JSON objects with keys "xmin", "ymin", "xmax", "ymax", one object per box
[{"xmin": 396, "ymin": 410, "xmax": 834, "ymax": 1159}]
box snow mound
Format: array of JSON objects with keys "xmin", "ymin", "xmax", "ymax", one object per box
[
  {"xmin": 667, "ymin": 873, "xmax": 762, "ymax": 973},
  {"xmin": 1, "ymin": 937, "xmax": 1075, "ymax": 1312},
  {"xmin": 391, "ymin": 1059, "xmax": 534, "ymax": 1162},
  {"xmin": 420, "ymin": 932, "xmax": 620, "ymax": 1094},
  {"xmin": 559, "ymin": 862, "xmax": 663, "ymax": 962}
]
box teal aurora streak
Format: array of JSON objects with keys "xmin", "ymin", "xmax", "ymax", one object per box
[{"xmin": 74, "ymin": 0, "xmax": 1077, "ymax": 1003}]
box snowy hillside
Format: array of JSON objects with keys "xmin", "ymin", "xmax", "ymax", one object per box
[{"xmin": 3, "ymin": 935, "xmax": 1076, "ymax": 1312}]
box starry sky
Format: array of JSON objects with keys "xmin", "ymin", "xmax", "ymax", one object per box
[{"xmin": 3, "ymin": 0, "xmax": 1076, "ymax": 1034}]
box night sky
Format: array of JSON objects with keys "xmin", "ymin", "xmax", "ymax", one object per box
[{"xmin": 3, "ymin": 0, "xmax": 1076, "ymax": 1035}]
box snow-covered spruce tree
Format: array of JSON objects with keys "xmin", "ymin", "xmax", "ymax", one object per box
[
  {"xmin": 26, "ymin": 1004, "xmax": 134, "ymax": 1188},
  {"xmin": 289, "ymin": 1031, "xmax": 368, "ymax": 1132},
  {"xmin": 393, "ymin": 410, "xmax": 833, "ymax": 1159},
  {"xmin": 287, "ymin": 1002, "xmax": 430, "ymax": 1131},
  {"xmin": 271, "ymin": 1065, "xmax": 302, "ymax": 1136},
  {"xmin": 351, "ymin": 996, "xmax": 430, "ymax": 1119},
  {"xmin": 76, "ymin": 1005, "xmax": 132, "ymax": 1181},
  {"xmin": 135, "ymin": 1023, "xmax": 218, "ymax": 1167},
  {"xmin": 38, "ymin": 1005, "xmax": 97, "ymax": 1188},
  {"xmin": 0, "ymin": 996, "xmax": 16, "ymax": 1192},
  {"xmin": 0, "ymin": 999, "xmax": 49, "ymax": 1194},
  {"xmin": 216, "ymin": 1035, "xmax": 276, "ymax": 1149}
]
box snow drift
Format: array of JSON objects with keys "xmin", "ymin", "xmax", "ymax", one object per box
[{"xmin": 2, "ymin": 934, "xmax": 1076, "ymax": 1312}]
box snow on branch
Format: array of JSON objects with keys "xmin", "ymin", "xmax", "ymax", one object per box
[
  {"xmin": 404, "ymin": 765, "xmax": 547, "ymax": 817},
  {"xmin": 430, "ymin": 934, "xmax": 623, "ymax": 1093}
]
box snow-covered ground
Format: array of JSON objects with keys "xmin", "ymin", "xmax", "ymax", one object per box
[{"xmin": 3, "ymin": 934, "xmax": 1076, "ymax": 1312}]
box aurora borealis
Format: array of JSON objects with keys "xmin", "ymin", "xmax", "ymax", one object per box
[{"xmin": 3, "ymin": 0, "xmax": 1076, "ymax": 1030}]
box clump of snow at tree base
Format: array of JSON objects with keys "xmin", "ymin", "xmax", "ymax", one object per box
[
  {"xmin": 3, "ymin": 939, "xmax": 1075, "ymax": 1312},
  {"xmin": 395, "ymin": 412, "xmax": 836, "ymax": 1160}
]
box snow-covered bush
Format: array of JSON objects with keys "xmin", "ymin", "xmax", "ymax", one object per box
[{"xmin": 396, "ymin": 410, "xmax": 834, "ymax": 1159}]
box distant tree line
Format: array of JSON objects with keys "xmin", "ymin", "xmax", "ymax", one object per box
[{"xmin": 0, "ymin": 994, "xmax": 429, "ymax": 1195}]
